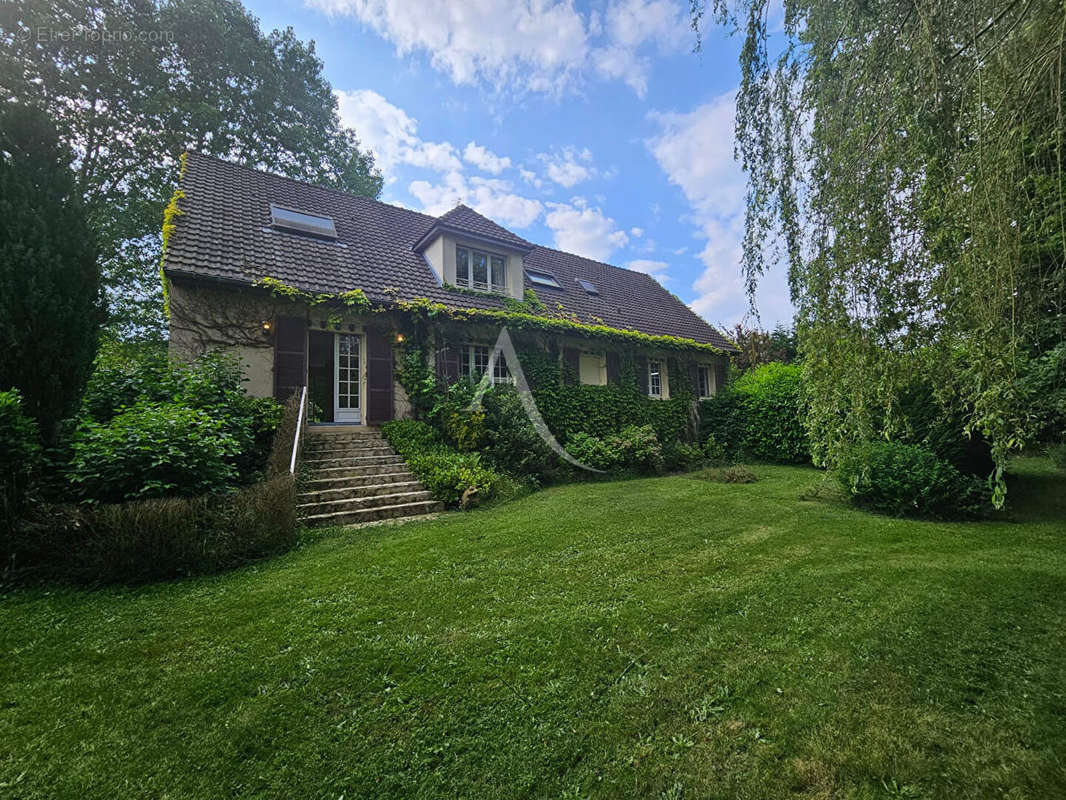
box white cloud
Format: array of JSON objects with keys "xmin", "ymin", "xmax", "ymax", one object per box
[
  {"xmin": 646, "ymin": 91, "xmax": 794, "ymax": 325},
  {"xmin": 519, "ymin": 168, "xmax": 544, "ymax": 190},
  {"xmin": 544, "ymin": 197, "xmax": 629, "ymax": 261},
  {"xmin": 309, "ymin": 0, "xmax": 691, "ymax": 96},
  {"xmin": 626, "ymin": 259, "xmax": 671, "ymax": 281},
  {"xmin": 409, "ymin": 171, "xmax": 542, "ymax": 229},
  {"xmin": 538, "ymin": 146, "xmax": 594, "ymax": 188},
  {"xmin": 630, "ymin": 227, "xmax": 644, "ymax": 237},
  {"xmin": 336, "ymin": 89, "xmax": 461, "ymax": 179},
  {"xmin": 463, "ymin": 141, "xmax": 512, "ymax": 174}
]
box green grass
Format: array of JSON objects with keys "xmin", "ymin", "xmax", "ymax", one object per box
[{"xmin": 2, "ymin": 459, "xmax": 1065, "ymax": 799}]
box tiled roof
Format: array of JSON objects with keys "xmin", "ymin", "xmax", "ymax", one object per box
[
  {"xmin": 423, "ymin": 204, "xmax": 534, "ymax": 252},
  {"xmin": 163, "ymin": 153, "xmax": 737, "ymax": 351}
]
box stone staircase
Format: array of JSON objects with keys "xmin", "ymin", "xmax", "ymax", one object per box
[{"xmin": 298, "ymin": 428, "xmax": 443, "ymax": 527}]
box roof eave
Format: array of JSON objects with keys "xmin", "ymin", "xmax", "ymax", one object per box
[{"xmin": 412, "ymin": 223, "xmax": 534, "ymax": 255}]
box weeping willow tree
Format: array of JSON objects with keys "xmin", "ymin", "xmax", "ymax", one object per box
[{"xmin": 697, "ymin": 0, "xmax": 1066, "ymax": 501}]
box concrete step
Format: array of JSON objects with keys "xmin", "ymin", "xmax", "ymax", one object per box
[
  {"xmin": 298, "ymin": 489, "xmax": 435, "ymax": 515},
  {"xmin": 307, "ymin": 432, "xmax": 386, "ymax": 443},
  {"xmin": 298, "ymin": 480, "xmax": 426, "ymax": 504},
  {"xmin": 307, "ymin": 463, "xmax": 415, "ymax": 479},
  {"xmin": 304, "ymin": 454, "xmax": 406, "ymax": 468},
  {"xmin": 301, "ymin": 470, "xmax": 417, "ymax": 491},
  {"xmin": 301, "ymin": 499, "xmax": 443, "ymax": 527},
  {"xmin": 304, "ymin": 445, "xmax": 396, "ymax": 456}
]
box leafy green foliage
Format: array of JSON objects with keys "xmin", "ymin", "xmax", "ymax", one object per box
[
  {"xmin": 694, "ymin": 465, "xmax": 759, "ymax": 484},
  {"xmin": 663, "ymin": 441, "xmax": 705, "ymax": 472},
  {"xmin": 720, "ymin": 322, "xmax": 796, "ymax": 373},
  {"xmin": 836, "ymin": 442, "xmax": 992, "ymax": 520},
  {"xmin": 0, "ymin": 105, "xmax": 105, "ymax": 440},
  {"xmin": 565, "ymin": 432, "xmax": 622, "ymax": 471},
  {"xmin": 0, "ymin": 390, "xmax": 40, "ymax": 534},
  {"xmin": 700, "ymin": 0, "xmax": 1065, "ymax": 504},
  {"xmin": 81, "ymin": 345, "xmax": 283, "ymax": 484},
  {"xmin": 612, "ymin": 424, "xmax": 665, "ymax": 475},
  {"xmin": 68, "ymin": 402, "xmax": 241, "ymax": 503},
  {"xmin": 2, "ymin": 0, "xmax": 383, "ymax": 340},
  {"xmin": 479, "ymin": 386, "xmax": 558, "ymax": 485},
  {"xmin": 10, "ymin": 475, "xmax": 297, "ymax": 583},
  {"xmin": 700, "ymin": 363, "xmax": 808, "ymax": 464},
  {"xmin": 1048, "ymin": 444, "xmax": 1066, "ymax": 472},
  {"xmin": 381, "ymin": 419, "xmax": 502, "ymax": 508}
]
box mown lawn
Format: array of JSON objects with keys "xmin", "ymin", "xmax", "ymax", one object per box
[{"xmin": 2, "ymin": 459, "xmax": 1065, "ymax": 799}]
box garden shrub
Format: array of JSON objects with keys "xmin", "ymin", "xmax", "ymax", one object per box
[
  {"xmin": 611, "ymin": 425, "xmax": 664, "ymax": 475},
  {"xmin": 835, "ymin": 441, "xmax": 991, "ymax": 519},
  {"xmin": 8, "ymin": 474, "xmax": 297, "ymax": 584},
  {"xmin": 699, "ymin": 392, "xmax": 746, "ymax": 463},
  {"xmin": 1049, "ymin": 442, "xmax": 1066, "ymax": 471},
  {"xmin": 0, "ymin": 390, "xmax": 40, "ymax": 534},
  {"xmin": 731, "ymin": 362, "xmax": 809, "ymax": 463},
  {"xmin": 382, "ymin": 419, "xmax": 502, "ymax": 508},
  {"xmin": 480, "ymin": 385, "xmax": 559, "ymax": 484},
  {"xmin": 696, "ymin": 465, "xmax": 759, "ymax": 484},
  {"xmin": 893, "ymin": 381, "xmax": 994, "ymax": 477},
  {"xmin": 68, "ymin": 401, "xmax": 241, "ymax": 502},
  {"xmin": 663, "ymin": 441, "xmax": 705, "ymax": 472},
  {"xmin": 566, "ymin": 432, "xmax": 621, "ymax": 471},
  {"xmin": 79, "ymin": 346, "xmax": 282, "ymax": 489},
  {"xmin": 380, "ymin": 419, "xmax": 441, "ymax": 454}
]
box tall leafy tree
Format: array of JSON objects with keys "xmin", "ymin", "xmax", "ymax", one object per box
[
  {"xmin": 698, "ymin": 0, "xmax": 1066, "ymax": 501},
  {"xmin": 0, "ymin": 104, "xmax": 106, "ymax": 440},
  {"xmin": 0, "ymin": 0, "xmax": 383, "ymax": 340}
]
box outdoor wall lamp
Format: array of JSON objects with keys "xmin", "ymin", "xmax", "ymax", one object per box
[
  {"xmin": 395, "ymin": 333, "xmax": 405, "ymax": 343},
  {"xmin": 262, "ymin": 321, "xmax": 271, "ymax": 332}
]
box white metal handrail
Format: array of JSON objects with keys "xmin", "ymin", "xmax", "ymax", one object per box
[{"xmin": 289, "ymin": 385, "xmax": 308, "ymax": 475}]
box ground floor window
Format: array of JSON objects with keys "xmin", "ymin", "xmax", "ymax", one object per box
[
  {"xmin": 648, "ymin": 360, "xmax": 663, "ymax": 398},
  {"xmin": 579, "ymin": 352, "xmax": 606, "ymax": 386},
  {"xmin": 460, "ymin": 343, "xmax": 513, "ymax": 384},
  {"xmin": 697, "ymin": 364, "xmax": 715, "ymax": 398}
]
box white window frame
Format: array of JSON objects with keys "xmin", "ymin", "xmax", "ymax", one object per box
[
  {"xmin": 578, "ymin": 352, "xmax": 607, "ymax": 386},
  {"xmin": 648, "ymin": 360, "xmax": 663, "ymax": 398},
  {"xmin": 697, "ymin": 364, "xmax": 715, "ymax": 399},
  {"xmin": 456, "ymin": 245, "xmax": 508, "ymax": 294},
  {"xmin": 460, "ymin": 343, "xmax": 513, "ymax": 384}
]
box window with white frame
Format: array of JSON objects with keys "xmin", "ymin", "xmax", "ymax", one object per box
[
  {"xmin": 459, "ymin": 344, "xmax": 513, "ymax": 384},
  {"xmin": 648, "ymin": 360, "xmax": 663, "ymax": 398},
  {"xmin": 456, "ymin": 246, "xmax": 507, "ymax": 293},
  {"xmin": 579, "ymin": 352, "xmax": 606, "ymax": 386},
  {"xmin": 697, "ymin": 365, "xmax": 715, "ymax": 398}
]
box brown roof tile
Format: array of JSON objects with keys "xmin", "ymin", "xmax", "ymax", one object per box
[{"xmin": 163, "ymin": 153, "xmax": 736, "ymax": 351}]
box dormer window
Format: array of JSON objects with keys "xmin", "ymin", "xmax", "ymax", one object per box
[
  {"xmin": 456, "ymin": 246, "xmax": 507, "ymax": 293},
  {"xmin": 526, "ymin": 269, "xmax": 561, "ymax": 288},
  {"xmin": 270, "ymin": 204, "xmax": 337, "ymax": 239}
]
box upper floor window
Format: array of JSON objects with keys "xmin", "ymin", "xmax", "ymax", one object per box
[
  {"xmin": 697, "ymin": 365, "xmax": 715, "ymax": 398},
  {"xmin": 579, "ymin": 352, "xmax": 606, "ymax": 386},
  {"xmin": 456, "ymin": 246, "xmax": 507, "ymax": 293},
  {"xmin": 648, "ymin": 360, "xmax": 663, "ymax": 398}
]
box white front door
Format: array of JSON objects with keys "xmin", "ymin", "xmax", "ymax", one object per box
[{"xmin": 334, "ymin": 333, "xmax": 361, "ymax": 423}]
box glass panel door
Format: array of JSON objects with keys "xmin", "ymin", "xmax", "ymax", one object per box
[{"xmin": 334, "ymin": 333, "xmax": 361, "ymax": 423}]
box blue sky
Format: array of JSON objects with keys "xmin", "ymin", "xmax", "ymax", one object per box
[{"xmin": 242, "ymin": 0, "xmax": 793, "ymax": 328}]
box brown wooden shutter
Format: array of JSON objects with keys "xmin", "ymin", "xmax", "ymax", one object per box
[
  {"xmin": 605, "ymin": 351, "xmax": 621, "ymax": 384},
  {"xmin": 562, "ymin": 347, "xmax": 580, "ymax": 385},
  {"xmin": 635, "ymin": 355, "xmax": 649, "ymax": 395},
  {"xmin": 435, "ymin": 345, "xmax": 460, "ymax": 384},
  {"xmin": 366, "ymin": 330, "xmax": 394, "ymax": 424},
  {"xmin": 273, "ymin": 315, "xmax": 306, "ymax": 401}
]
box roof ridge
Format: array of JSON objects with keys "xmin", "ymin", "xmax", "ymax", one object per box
[{"xmin": 183, "ymin": 150, "xmax": 438, "ymax": 225}]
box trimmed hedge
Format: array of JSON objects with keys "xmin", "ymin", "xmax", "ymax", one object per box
[
  {"xmin": 836, "ymin": 441, "xmax": 991, "ymax": 520},
  {"xmin": 699, "ymin": 362, "xmax": 808, "ymax": 464},
  {"xmin": 8, "ymin": 475, "xmax": 298, "ymax": 584}
]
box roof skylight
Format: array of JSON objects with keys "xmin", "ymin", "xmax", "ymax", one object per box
[
  {"xmin": 576, "ymin": 278, "xmax": 599, "ymax": 295},
  {"xmin": 270, "ymin": 203, "xmax": 337, "ymax": 239},
  {"xmin": 526, "ymin": 269, "xmax": 561, "ymax": 288}
]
